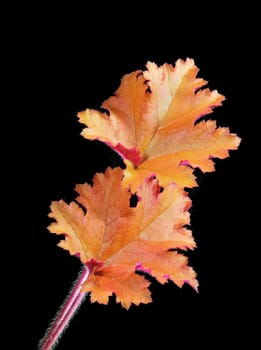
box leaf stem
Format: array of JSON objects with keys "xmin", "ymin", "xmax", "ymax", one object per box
[{"xmin": 38, "ymin": 266, "xmax": 89, "ymax": 350}]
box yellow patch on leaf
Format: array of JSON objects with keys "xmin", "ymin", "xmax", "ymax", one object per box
[
  {"xmin": 48, "ymin": 167, "xmax": 197, "ymax": 308},
  {"xmin": 78, "ymin": 59, "xmax": 240, "ymax": 190}
]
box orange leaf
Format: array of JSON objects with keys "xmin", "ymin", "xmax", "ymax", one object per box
[
  {"xmin": 83, "ymin": 266, "xmax": 151, "ymax": 309},
  {"xmin": 48, "ymin": 167, "xmax": 197, "ymax": 308},
  {"xmin": 78, "ymin": 59, "xmax": 240, "ymax": 189}
]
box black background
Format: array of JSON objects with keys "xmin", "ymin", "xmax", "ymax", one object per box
[{"xmin": 10, "ymin": 5, "xmax": 257, "ymax": 349}]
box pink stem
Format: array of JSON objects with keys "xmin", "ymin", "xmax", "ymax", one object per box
[{"xmin": 39, "ymin": 266, "xmax": 89, "ymax": 350}]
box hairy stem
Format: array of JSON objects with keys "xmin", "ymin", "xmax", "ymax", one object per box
[{"xmin": 38, "ymin": 266, "xmax": 89, "ymax": 350}]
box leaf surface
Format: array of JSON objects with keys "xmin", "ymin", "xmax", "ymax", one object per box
[
  {"xmin": 49, "ymin": 167, "xmax": 197, "ymax": 308},
  {"xmin": 78, "ymin": 59, "xmax": 240, "ymax": 189}
]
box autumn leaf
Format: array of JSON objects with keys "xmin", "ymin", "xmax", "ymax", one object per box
[
  {"xmin": 48, "ymin": 167, "xmax": 197, "ymax": 309},
  {"xmin": 78, "ymin": 59, "xmax": 240, "ymax": 189}
]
